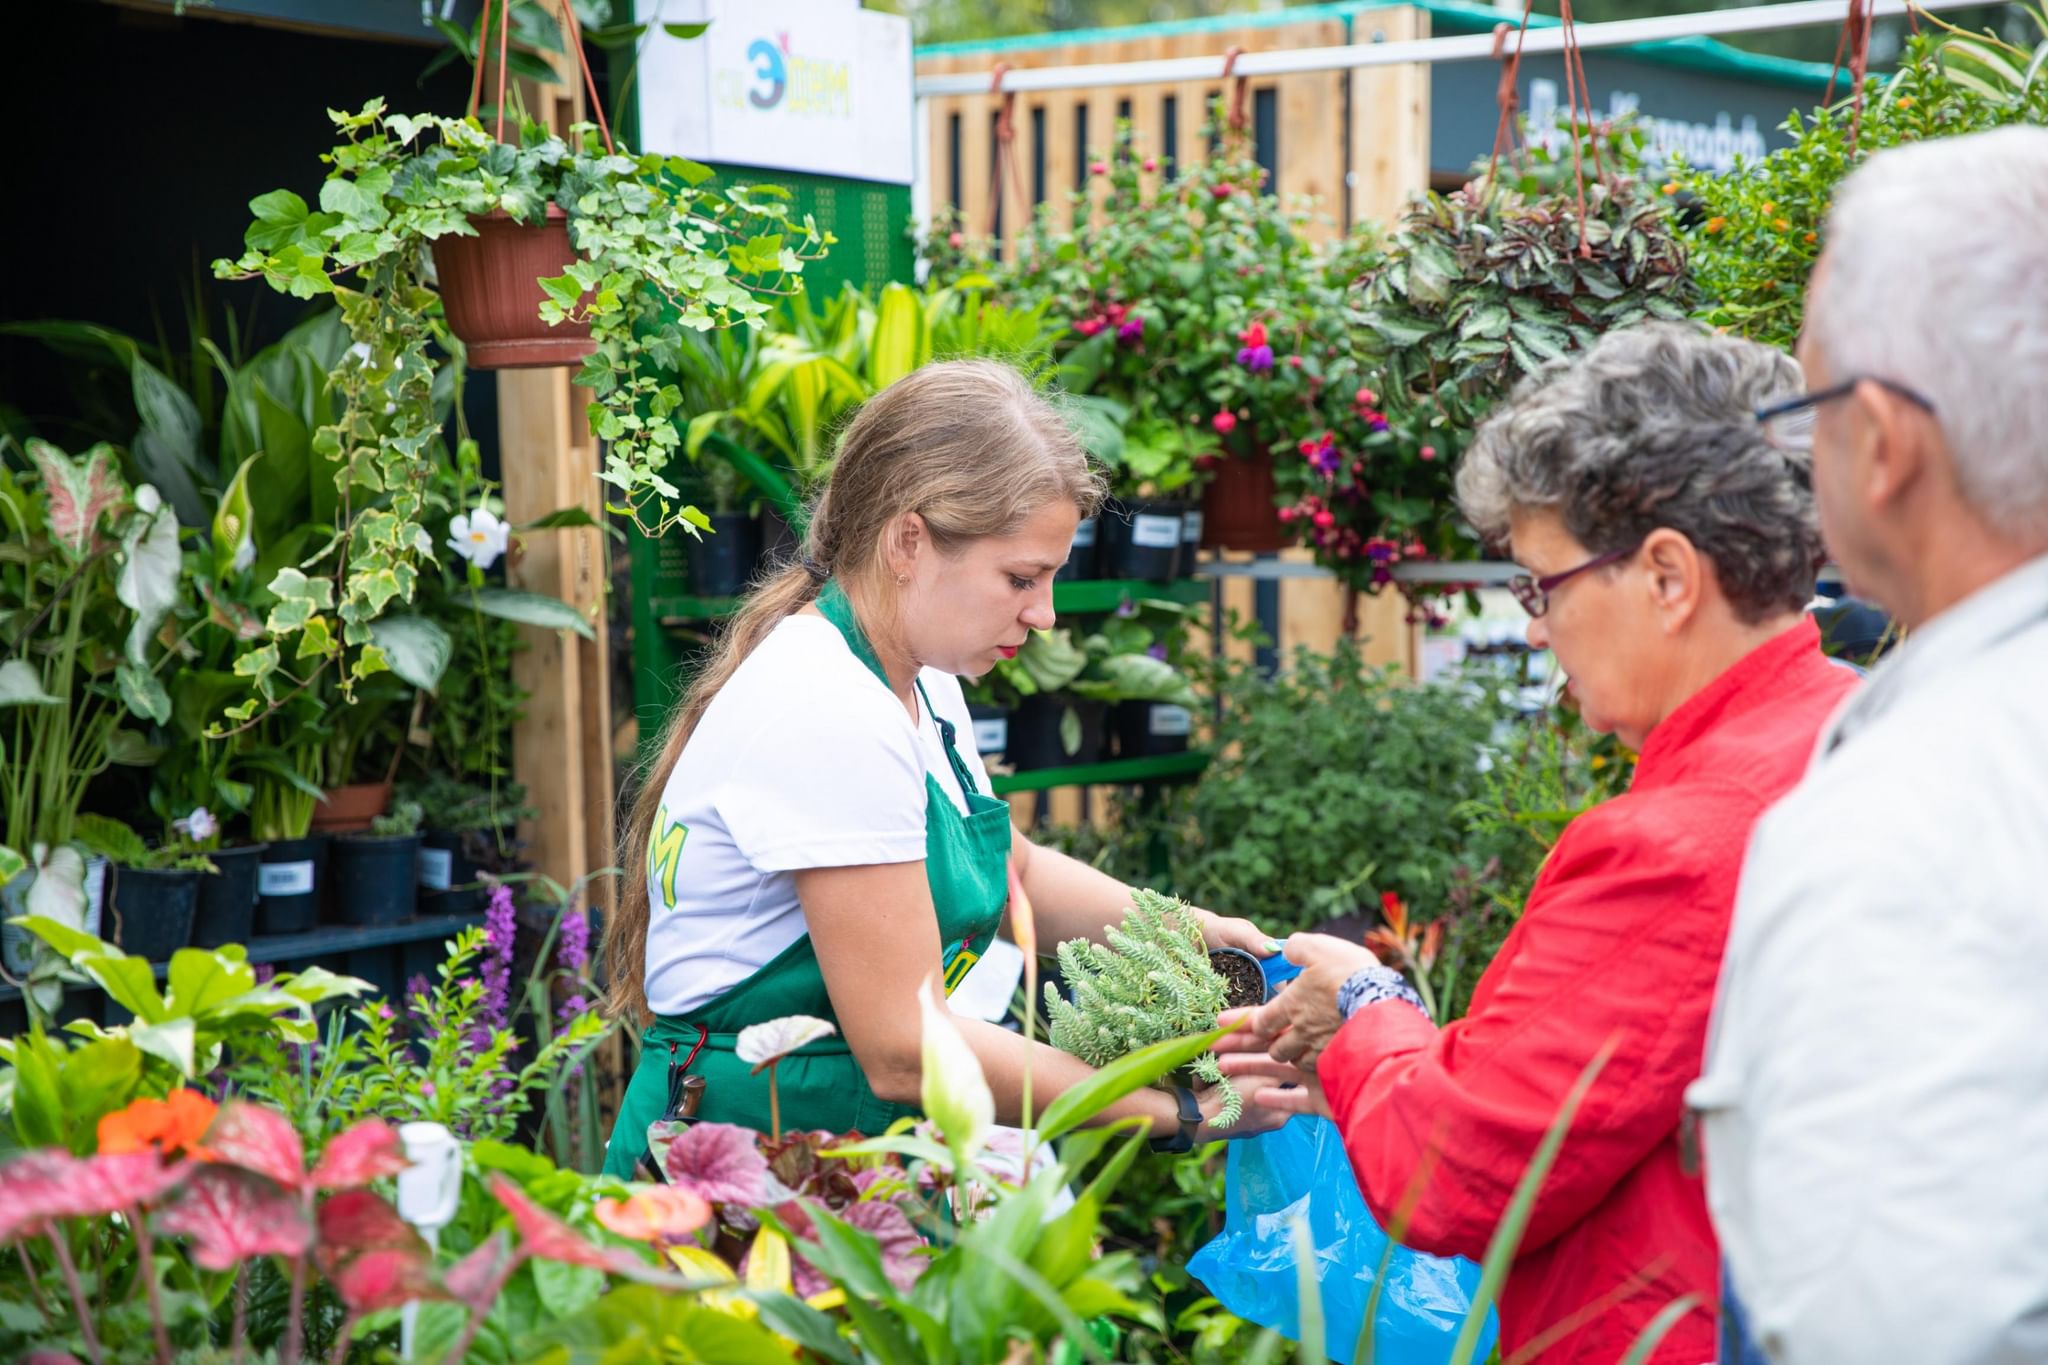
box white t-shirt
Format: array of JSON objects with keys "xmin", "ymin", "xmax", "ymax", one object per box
[{"xmin": 642, "ymin": 612, "xmax": 994, "ymax": 1017}]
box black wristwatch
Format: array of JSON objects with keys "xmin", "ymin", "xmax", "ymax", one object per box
[{"xmin": 1149, "ymin": 1084, "xmax": 1202, "ymax": 1154}]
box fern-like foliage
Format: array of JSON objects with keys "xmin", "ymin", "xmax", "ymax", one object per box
[{"xmin": 1044, "ymin": 889, "xmax": 1240, "ymax": 1128}]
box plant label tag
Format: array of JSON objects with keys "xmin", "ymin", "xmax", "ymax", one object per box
[
  {"xmin": 1149, "ymin": 704, "xmax": 1193, "ymax": 737},
  {"xmin": 259, "ymin": 861, "xmax": 315, "ymax": 897},
  {"xmin": 1132, "ymin": 515, "xmax": 1180, "ymax": 549},
  {"xmin": 417, "ymin": 847, "xmax": 454, "ymax": 891},
  {"xmin": 972, "ymin": 718, "xmax": 1008, "ymax": 754},
  {"xmin": 1070, "ymin": 517, "xmax": 1097, "ymax": 548},
  {"xmin": 1180, "ymin": 510, "xmax": 1204, "ymax": 544}
]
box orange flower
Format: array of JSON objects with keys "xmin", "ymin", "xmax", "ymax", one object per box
[
  {"xmin": 1897, "ymin": 96, "xmax": 1915, "ymax": 109},
  {"xmin": 1660, "ymin": 181, "xmax": 1679, "ymax": 196},
  {"xmin": 1804, "ymin": 231, "xmax": 1818, "ymax": 245},
  {"xmin": 1704, "ymin": 216, "xmax": 1727, "ymax": 234},
  {"xmin": 1760, "ymin": 200, "xmax": 1776, "ymax": 214},
  {"xmin": 1773, "ymin": 217, "xmax": 1791, "ymax": 232},
  {"xmin": 594, "ymin": 1185, "xmax": 712, "ymax": 1244},
  {"xmin": 98, "ymin": 1089, "xmax": 219, "ymax": 1157}
]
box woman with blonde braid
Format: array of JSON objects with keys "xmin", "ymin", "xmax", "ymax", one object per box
[{"xmin": 602, "ymin": 360, "xmax": 1275, "ymax": 1176}]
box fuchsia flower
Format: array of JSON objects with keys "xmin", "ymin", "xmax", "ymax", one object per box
[
  {"xmin": 1237, "ymin": 344, "xmax": 1274, "ymax": 372},
  {"xmin": 1116, "ymin": 315, "xmax": 1144, "ymax": 343},
  {"xmin": 1074, "ymin": 317, "xmax": 1107, "ymax": 338},
  {"xmin": 1420, "ymin": 445, "xmax": 1438, "ymax": 461},
  {"xmin": 1212, "ymin": 411, "xmax": 1237, "ymax": 435},
  {"xmin": 1211, "ymin": 183, "xmax": 1234, "ymax": 199},
  {"xmin": 1239, "ymin": 321, "xmax": 1268, "ymax": 348},
  {"xmin": 1089, "ymin": 160, "xmax": 1108, "ymax": 175},
  {"xmin": 947, "ymin": 231, "xmax": 964, "ymax": 248}
]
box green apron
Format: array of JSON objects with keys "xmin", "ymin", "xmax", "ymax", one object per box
[{"xmin": 604, "ymin": 582, "xmax": 1014, "ymax": 1177}]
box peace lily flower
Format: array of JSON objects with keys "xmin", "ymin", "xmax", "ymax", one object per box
[
  {"xmin": 446, "ymin": 506, "xmax": 510, "ymax": 571},
  {"xmin": 919, "ymin": 977, "xmax": 993, "ymax": 1168}
]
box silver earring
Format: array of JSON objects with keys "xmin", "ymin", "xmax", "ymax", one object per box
[{"xmin": 896, "ymin": 573, "xmax": 910, "ymax": 585}]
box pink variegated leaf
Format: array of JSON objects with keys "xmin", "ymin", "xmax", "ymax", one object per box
[
  {"xmin": 486, "ymin": 1174, "xmax": 613, "ymax": 1272},
  {"xmin": 309, "ymin": 1120, "xmax": 407, "ymax": 1192},
  {"xmin": 28, "ymin": 440, "xmax": 130, "ymax": 560},
  {"xmin": 202, "ymin": 1100, "xmax": 307, "ymax": 1192},
  {"xmin": 78, "ymin": 1152, "xmax": 190, "ymax": 1213},
  {"xmin": 331, "ymin": 1247, "xmax": 447, "ymax": 1314},
  {"xmin": 157, "ymin": 1166, "xmax": 312, "ymax": 1271},
  {"xmin": 444, "ymin": 1229, "xmax": 516, "ymax": 1309},
  {"xmin": 316, "ymin": 1190, "xmax": 423, "ymax": 1260},
  {"xmin": 663, "ymin": 1120, "xmax": 771, "ymax": 1208},
  {"xmin": 0, "ymin": 1152, "xmax": 81, "ymax": 1242},
  {"xmin": 842, "ymin": 1197, "xmax": 926, "ymax": 1293},
  {"xmin": 22, "ymin": 1352, "xmax": 86, "ymax": 1365}
]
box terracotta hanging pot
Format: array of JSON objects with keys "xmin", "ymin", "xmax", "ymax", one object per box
[
  {"xmin": 310, "ymin": 780, "xmax": 393, "ymax": 835},
  {"xmin": 433, "ymin": 205, "xmax": 596, "ymax": 370},
  {"xmin": 1200, "ymin": 446, "xmax": 1292, "ymax": 553}
]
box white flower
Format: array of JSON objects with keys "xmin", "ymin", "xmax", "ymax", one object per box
[
  {"xmin": 346, "ymin": 341, "xmax": 373, "ymax": 366},
  {"xmin": 175, "ymin": 807, "xmax": 218, "ymax": 842},
  {"xmin": 919, "ymin": 978, "xmax": 993, "ymax": 1163},
  {"xmin": 734, "ymin": 1014, "xmax": 837, "ymax": 1069},
  {"xmin": 446, "ymin": 506, "xmax": 510, "ymax": 571}
]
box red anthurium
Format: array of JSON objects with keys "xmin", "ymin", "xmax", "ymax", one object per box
[
  {"xmin": 309, "ymin": 1120, "xmax": 408, "ymax": 1191},
  {"xmin": 594, "ymin": 1185, "xmax": 712, "ymax": 1244},
  {"xmin": 157, "ymin": 1165, "xmax": 314, "ymax": 1271},
  {"xmin": 664, "ymin": 1121, "xmax": 771, "ymax": 1208},
  {"xmin": 331, "ymin": 1247, "xmax": 447, "ymax": 1314},
  {"xmin": 201, "ymin": 1100, "xmax": 307, "ymax": 1192}
]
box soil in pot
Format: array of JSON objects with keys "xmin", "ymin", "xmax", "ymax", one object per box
[
  {"xmin": 1209, "ymin": 947, "xmax": 1270, "ymax": 1009},
  {"xmin": 257, "ymin": 835, "xmax": 328, "ymax": 935},
  {"xmin": 1007, "ymin": 696, "xmax": 1109, "ymax": 770},
  {"xmin": 1054, "ymin": 515, "xmax": 1100, "ymax": 583},
  {"xmin": 432, "ymin": 206, "xmax": 597, "ymax": 370},
  {"xmin": 686, "ymin": 511, "xmax": 765, "ymax": 598},
  {"xmin": 417, "ymin": 829, "xmax": 487, "ymax": 916},
  {"xmin": 193, "ymin": 844, "xmax": 268, "ymax": 949},
  {"xmin": 1200, "ymin": 449, "xmax": 1291, "ymax": 553},
  {"xmin": 1112, "ymin": 700, "xmax": 1194, "ymax": 758},
  {"xmin": 106, "ymin": 866, "xmax": 200, "ymax": 961},
  {"xmin": 311, "ymin": 781, "xmax": 392, "ymax": 835},
  {"xmin": 965, "ymin": 703, "xmax": 1013, "ymax": 766},
  {"xmin": 1099, "ymin": 498, "xmax": 1187, "ymax": 582},
  {"xmin": 329, "ymin": 833, "xmax": 423, "ymax": 927}
]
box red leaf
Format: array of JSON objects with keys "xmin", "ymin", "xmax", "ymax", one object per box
[
  {"xmin": 331, "ymin": 1247, "xmax": 446, "ymax": 1314},
  {"xmin": 21, "ymin": 1352, "xmax": 86, "ymax": 1365},
  {"xmin": 317, "ymin": 1190, "xmax": 423, "ymax": 1259},
  {"xmin": 0, "ymin": 1152, "xmax": 80, "ymax": 1242},
  {"xmin": 310, "ymin": 1120, "xmax": 407, "ymax": 1192},
  {"xmin": 664, "ymin": 1121, "xmax": 771, "ymax": 1207},
  {"xmin": 444, "ymin": 1229, "xmax": 516, "ymax": 1309},
  {"xmin": 202, "ymin": 1101, "xmax": 307, "ymax": 1193},
  {"xmin": 486, "ymin": 1173, "xmax": 613, "ymax": 1272},
  {"xmin": 78, "ymin": 1152, "xmax": 190, "ymax": 1213},
  {"xmin": 156, "ymin": 1166, "xmax": 313, "ymax": 1271}
]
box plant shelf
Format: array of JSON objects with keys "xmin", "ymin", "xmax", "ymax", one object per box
[
  {"xmin": 655, "ymin": 577, "xmax": 1209, "ymax": 628},
  {"xmin": 989, "ymin": 750, "xmax": 1210, "ymax": 795}
]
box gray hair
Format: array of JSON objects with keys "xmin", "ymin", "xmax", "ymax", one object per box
[
  {"xmin": 1456, "ymin": 321, "xmax": 1818, "ymax": 622},
  {"xmin": 1811, "ymin": 126, "xmax": 2048, "ymax": 544}
]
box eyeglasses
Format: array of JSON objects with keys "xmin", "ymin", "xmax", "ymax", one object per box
[
  {"xmin": 1507, "ymin": 543, "xmax": 1640, "ymax": 618},
  {"xmin": 1755, "ymin": 376, "xmax": 1937, "ymax": 451}
]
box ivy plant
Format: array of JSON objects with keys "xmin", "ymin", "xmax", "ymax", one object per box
[{"xmin": 214, "ymin": 100, "xmax": 828, "ymax": 697}]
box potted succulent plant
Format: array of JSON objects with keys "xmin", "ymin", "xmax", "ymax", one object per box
[{"xmin": 329, "ymin": 800, "xmax": 425, "ymax": 927}]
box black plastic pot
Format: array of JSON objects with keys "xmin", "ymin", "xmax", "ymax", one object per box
[
  {"xmin": 1100, "ymin": 498, "xmax": 1186, "ymax": 582},
  {"xmin": 193, "ymin": 844, "xmax": 267, "ymax": 949},
  {"xmin": 1054, "ymin": 515, "xmax": 1100, "ymax": 584},
  {"xmin": 1180, "ymin": 504, "xmax": 1206, "ymax": 562},
  {"xmin": 686, "ymin": 511, "xmax": 764, "ymax": 598},
  {"xmin": 1209, "ymin": 947, "xmax": 1271, "ymax": 1009},
  {"xmin": 257, "ymin": 835, "xmax": 328, "ymax": 935},
  {"xmin": 965, "ymin": 703, "xmax": 1013, "ymax": 766},
  {"xmin": 762, "ymin": 506, "xmax": 799, "ymax": 567},
  {"xmin": 1007, "ymin": 695, "xmax": 1108, "ymax": 770},
  {"xmin": 106, "ymin": 866, "xmax": 199, "ymax": 961},
  {"xmin": 329, "ymin": 833, "xmax": 422, "ymax": 927},
  {"xmin": 1112, "ymin": 700, "xmax": 1194, "ymax": 758},
  {"xmin": 417, "ymin": 829, "xmax": 486, "ymax": 916}
]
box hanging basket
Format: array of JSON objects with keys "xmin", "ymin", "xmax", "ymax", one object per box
[
  {"xmin": 1200, "ymin": 447, "xmax": 1292, "ymax": 553},
  {"xmin": 433, "ymin": 206, "xmax": 596, "ymax": 370}
]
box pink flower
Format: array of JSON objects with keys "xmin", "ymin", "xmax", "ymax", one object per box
[
  {"xmin": 1355, "ymin": 387, "xmax": 1377, "ymax": 406},
  {"xmin": 1074, "ymin": 317, "xmax": 1107, "ymax": 337},
  {"xmin": 1238, "ymin": 320, "xmax": 1268, "ymax": 349},
  {"xmin": 1420, "ymin": 445, "xmax": 1438, "ymax": 461},
  {"xmin": 1089, "ymin": 160, "xmax": 1108, "ymax": 175},
  {"xmin": 1142, "ymin": 157, "xmax": 1157, "ymax": 172},
  {"xmin": 1313, "ymin": 510, "xmax": 1335, "ymax": 529},
  {"xmin": 1211, "ymin": 183, "xmax": 1233, "ymax": 199},
  {"xmin": 1212, "ymin": 411, "xmax": 1237, "ymax": 435},
  {"xmin": 1116, "ymin": 316, "xmax": 1144, "ymax": 343},
  {"xmin": 947, "ymin": 231, "xmax": 963, "ymax": 248}
]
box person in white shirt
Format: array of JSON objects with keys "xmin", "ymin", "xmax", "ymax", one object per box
[
  {"xmin": 1690, "ymin": 127, "xmax": 2048, "ymax": 1363},
  {"xmin": 600, "ymin": 359, "xmax": 1275, "ymax": 1177}
]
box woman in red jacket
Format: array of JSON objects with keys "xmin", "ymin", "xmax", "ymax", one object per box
[{"xmin": 1218, "ymin": 322, "xmax": 1857, "ymax": 1364}]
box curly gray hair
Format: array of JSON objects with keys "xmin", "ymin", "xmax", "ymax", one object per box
[{"xmin": 1455, "ymin": 321, "xmax": 1819, "ymax": 622}]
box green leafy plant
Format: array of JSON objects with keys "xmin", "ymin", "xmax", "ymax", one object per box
[
  {"xmin": 213, "ymin": 100, "xmax": 827, "ymax": 694},
  {"xmin": 1044, "ymin": 890, "xmax": 1239, "ymax": 1129},
  {"xmin": 368, "ymin": 800, "xmax": 424, "ymax": 837}
]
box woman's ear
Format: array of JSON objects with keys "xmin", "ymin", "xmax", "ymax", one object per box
[
  {"xmin": 886, "ymin": 512, "xmax": 929, "ymax": 580},
  {"xmin": 1641, "ymin": 528, "xmax": 1704, "ymax": 634}
]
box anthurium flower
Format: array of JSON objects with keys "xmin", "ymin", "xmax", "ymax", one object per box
[
  {"xmin": 734, "ymin": 1015, "xmax": 837, "ymax": 1072},
  {"xmin": 446, "ymin": 506, "xmax": 509, "ymax": 570},
  {"xmin": 594, "ymin": 1184, "xmax": 712, "ymax": 1243},
  {"xmin": 97, "ymin": 1089, "xmax": 219, "ymax": 1158}
]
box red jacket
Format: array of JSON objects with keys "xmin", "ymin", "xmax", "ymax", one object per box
[{"xmin": 1320, "ymin": 620, "xmax": 1854, "ymax": 1364}]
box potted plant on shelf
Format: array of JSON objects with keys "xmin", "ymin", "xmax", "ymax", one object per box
[
  {"xmin": 74, "ymin": 814, "xmax": 215, "ymax": 963},
  {"xmin": 400, "ymin": 773, "xmax": 533, "ymax": 916},
  {"xmin": 976, "ymin": 618, "xmax": 1200, "ymax": 771},
  {"xmin": 685, "ymin": 454, "xmax": 763, "ymax": 598},
  {"xmin": 330, "ymin": 800, "xmax": 425, "ymax": 928}
]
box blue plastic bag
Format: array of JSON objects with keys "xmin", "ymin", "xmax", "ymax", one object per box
[{"xmin": 1185, "ymin": 957, "xmax": 1496, "ymax": 1364}]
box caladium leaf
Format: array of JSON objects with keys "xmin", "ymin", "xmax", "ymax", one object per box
[
  {"xmin": 116, "ymin": 485, "xmax": 182, "ymax": 666},
  {"xmin": 156, "ymin": 1165, "xmax": 312, "ymax": 1270},
  {"xmin": 486, "ymin": 1173, "xmax": 614, "ymax": 1272},
  {"xmin": 444, "ymin": 1228, "xmax": 515, "ymax": 1308},
  {"xmin": 27, "ymin": 439, "xmax": 129, "ymax": 560},
  {"xmin": 0, "ymin": 1151, "xmax": 79, "ymax": 1241},
  {"xmin": 310, "ymin": 1119, "xmax": 407, "ymax": 1191},
  {"xmin": 734, "ymin": 1014, "xmax": 836, "ymax": 1071},
  {"xmin": 77, "ymin": 1152, "xmax": 191, "ymax": 1214},
  {"xmin": 593, "ymin": 1184, "xmax": 712, "ymax": 1243},
  {"xmin": 316, "ymin": 1189, "xmax": 422, "ymax": 1258},
  {"xmin": 663, "ymin": 1121, "xmax": 771, "ymax": 1208},
  {"xmin": 201, "ymin": 1100, "xmax": 306, "ymax": 1191},
  {"xmin": 331, "ymin": 1247, "xmax": 446, "ymax": 1314}
]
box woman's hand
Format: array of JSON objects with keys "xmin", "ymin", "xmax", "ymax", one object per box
[
  {"xmin": 1192, "ymin": 907, "xmax": 1282, "ymax": 958},
  {"xmin": 1215, "ymin": 1053, "xmax": 1335, "ymax": 1123}
]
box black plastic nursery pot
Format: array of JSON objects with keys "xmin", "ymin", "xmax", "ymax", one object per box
[
  {"xmin": 965, "ymin": 702, "xmax": 1013, "ymax": 766},
  {"xmin": 107, "ymin": 866, "xmax": 199, "ymax": 961},
  {"xmin": 1112, "ymin": 699, "xmax": 1194, "ymax": 758},
  {"xmin": 1099, "ymin": 498, "xmax": 1187, "ymax": 582},
  {"xmin": 328, "ymin": 833, "xmax": 423, "ymax": 927},
  {"xmin": 686, "ymin": 511, "xmax": 765, "ymax": 598},
  {"xmin": 192, "ymin": 844, "xmax": 267, "ymax": 949},
  {"xmin": 1054, "ymin": 515, "xmax": 1100, "ymax": 583},
  {"xmin": 1180, "ymin": 503, "xmax": 1205, "ymax": 561},
  {"xmin": 417, "ymin": 829, "xmax": 488, "ymax": 916},
  {"xmin": 257, "ymin": 835, "xmax": 328, "ymax": 935},
  {"xmin": 1209, "ymin": 947, "xmax": 1271, "ymax": 1010},
  {"xmin": 1007, "ymin": 695, "xmax": 1108, "ymax": 770}
]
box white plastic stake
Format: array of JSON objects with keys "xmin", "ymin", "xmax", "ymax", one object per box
[{"xmin": 396, "ymin": 1121, "xmax": 464, "ymax": 1359}]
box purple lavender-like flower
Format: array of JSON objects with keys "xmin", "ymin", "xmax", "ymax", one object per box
[
  {"xmin": 1114, "ymin": 598, "xmax": 1139, "ymax": 619},
  {"xmin": 469, "ymin": 881, "xmax": 516, "ymax": 1058},
  {"xmin": 253, "ymin": 963, "xmax": 276, "ymax": 986},
  {"xmin": 1147, "ymin": 643, "xmax": 1169, "ymax": 661},
  {"xmin": 1236, "ymin": 343, "xmax": 1275, "ymax": 373},
  {"xmin": 557, "ymin": 906, "xmax": 590, "ymax": 973}
]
